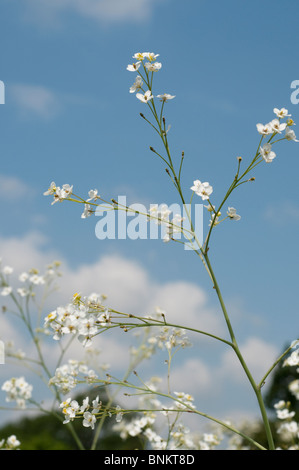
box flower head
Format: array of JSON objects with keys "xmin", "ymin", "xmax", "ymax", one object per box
[
  {"xmin": 83, "ymin": 411, "xmax": 97, "ymax": 429},
  {"xmin": 136, "ymin": 90, "xmax": 154, "ymax": 103},
  {"xmin": 270, "ymin": 118, "xmax": 287, "ymax": 134},
  {"xmin": 157, "ymin": 94, "xmax": 175, "ymax": 102},
  {"xmin": 190, "ymin": 180, "xmax": 213, "ymax": 200},
  {"xmin": 260, "ymin": 143, "xmax": 276, "ymax": 163},
  {"xmin": 144, "ymin": 52, "xmax": 159, "ymax": 62},
  {"xmin": 256, "ymin": 123, "xmax": 272, "ymax": 135},
  {"xmin": 129, "ymin": 75, "xmax": 143, "ymax": 93},
  {"xmin": 145, "ymin": 62, "xmax": 162, "ymax": 72},
  {"xmin": 227, "ymin": 207, "xmax": 241, "ymax": 221},
  {"xmin": 285, "ymin": 127, "xmax": 299, "ymax": 142},
  {"xmin": 273, "ymin": 107, "xmax": 290, "ymax": 119},
  {"xmin": 126, "ymin": 62, "xmax": 141, "ymax": 72}
]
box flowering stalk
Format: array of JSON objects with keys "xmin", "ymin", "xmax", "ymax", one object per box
[
  {"xmin": 38, "ymin": 52, "xmax": 299, "ymax": 450},
  {"xmin": 126, "ymin": 53, "xmax": 299, "ymax": 450}
]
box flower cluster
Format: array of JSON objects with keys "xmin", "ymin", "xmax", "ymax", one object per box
[
  {"xmin": 1, "ymin": 377, "xmax": 33, "ymax": 409},
  {"xmin": 49, "ymin": 359, "xmax": 98, "ymax": 395},
  {"xmin": 44, "ymin": 293, "xmax": 109, "ymax": 348},
  {"xmin": 127, "ymin": 52, "xmax": 175, "ymax": 106},
  {"xmin": 191, "ymin": 180, "xmax": 213, "ymax": 201},
  {"xmin": 0, "ymin": 259, "xmax": 62, "ymax": 299},
  {"xmin": 0, "ymin": 435, "xmax": 21, "ymax": 450},
  {"xmin": 257, "ymin": 108, "xmax": 298, "ymax": 163},
  {"xmin": 60, "ymin": 396, "xmax": 124, "ymax": 431},
  {"xmin": 155, "ymin": 326, "xmax": 192, "ymax": 352},
  {"xmin": 43, "ymin": 183, "xmax": 100, "ymax": 220},
  {"xmin": 274, "ymin": 400, "xmax": 298, "ymax": 449},
  {"xmin": 60, "ymin": 395, "xmax": 102, "ymax": 428}
]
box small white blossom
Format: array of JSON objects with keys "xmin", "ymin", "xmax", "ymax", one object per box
[
  {"xmin": 190, "ymin": 180, "xmax": 213, "ymax": 200},
  {"xmin": 273, "ymin": 107, "xmax": 290, "ymax": 119},
  {"xmin": 285, "ymin": 127, "xmax": 299, "ymax": 142},
  {"xmin": 276, "ymin": 409, "xmax": 295, "ymax": 420},
  {"xmin": 132, "ymin": 52, "xmax": 146, "ymax": 61},
  {"xmin": 19, "ymin": 272, "xmax": 29, "ymax": 282},
  {"xmin": 144, "ymin": 52, "xmax": 160, "ymax": 62},
  {"xmin": 157, "ymin": 93, "xmax": 175, "ymax": 102},
  {"xmin": 256, "ymin": 123, "xmax": 273, "ymax": 135},
  {"xmin": 17, "ymin": 288, "xmax": 29, "ymax": 297},
  {"xmin": 126, "ymin": 62, "xmax": 141, "ymax": 72},
  {"xmin": 2, "ymin": 266, "xmax": 13, "ymax": 275},
  {"xmin": 87, "ymin": 189, "xmax": 99, "ymax": 201},
  {"xmin": 260, "ymin": 143, "xmax": 276, "ymax": 163},
  {"xmin": 227, "ymin": 207, "xmax": 241, "ymax": 220},
  {"xmin": 136, "ymin": 90, "xmax": 154, "ymax": 103},
  {"xmin": 43, "ymin": 181, "xmax": 57, "ymax": 196},
  {"xmin": 1, "ymin": 287, "xmax": 12, "ymax": 296},
  {"xmin": 81, "ymin": 204, "xmax": 93, "ymax": 219},
  {"xmin": 145, "ymin": 61, "xmax": 162, "ymax": 72},
  {"xmin": 129, "ymin": 75, "xmax": 143, "ymax": 93},
  {"xmin": 270, "ymin": 118, "xmax": 287, "ymax": 134},
  {"xmin": 83, "ymin": 411, "xmax": 96, "ymax": 429}
]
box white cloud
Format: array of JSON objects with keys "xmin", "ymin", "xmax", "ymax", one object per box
[
  {"xmin": 0, "ymin": 230, "xmax": 282, "ymax": 430},
  {"xmin": 168, "ymin": 358, "xmax": 212, "ymax": 395},
  {"xmin": 0, "ymin": 174, "xmax": 34, "ymax": 201},
  {"xmin": 0, "ymin": 231, "xmax": 60, "ymax": 275},
  {"xmin": 23, "ymin": 0, "xmax": 166, "ymax": 25},
  {"xmin": 10, "ymin": 84, "xmax": 61, "ymax": 119},
  {"xmin": 220, "ymin": 336, "xmax": 279, "ymax": 385}
]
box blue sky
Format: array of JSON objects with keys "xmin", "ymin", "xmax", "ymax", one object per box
[{"xmin": 1, "ymin": 0, "xmax": 299, "ymax": 435}]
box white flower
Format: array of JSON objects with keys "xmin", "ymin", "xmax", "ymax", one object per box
[
  {"xmin": 136, "ymin": 90, "xmax": 154, "ymax": 103},
  {"xmin": 145, "ymin": 61, "xmax": 162, "ymax": 72},
  {"xmin": 270, "ymin": 118, "xmax": 287, "ymax": 134},
  {"xmin": 29, "ymin": 274, "xmax": 45, "ymax": 285},
  {"xmin": 2, "ymin": 376, "xmax": 33, "ymax": 409},
  {"xmin": 80, "ymin": 397, "xmax": 89, "ymax": 412},
  {"xmin": 273, "ymin": 107, "xmax": 290, "ymax": 118},
  {"xmin": 2, "ymin": 266, "xmax": 13, "ymax": 275},
  {"xmin": 276, "ymin": 409, "xmax": 295, "ymax": 420},
  {"xmin": 227, "ymin": 207, "xmax": 241, "ymax": 220},
  {"xmin": 285, "ymin": 127, "xmax": 299, "ymax": 142},
  {"xmin": 87, "ymin": 189, "xmax": 99, "ymax": 201},
  {"xmin": 92, "ymin": 396, "xmax": 102, "ymax": 413},
  {"xmin": 157, "ymin": 94, "xmax": 175, "ymax": 102},
  {"xmin": 81, "ymin": 204, "xmax": 93, "ymax": 219},
  {"xmin": 126, "ymin": 62, "xmax": 141, "ymax": 72},
  {"xmin": 83, "ymin": 411, "xmax": 96, "ymax": 429},
  {"xmin": 17, "ymin": 288, "xmax": 29, "ymax": 297},
  {"xmin": 133, "ymin": 52, "xmax": 146, "ymax": 61},
  {"xmin": 61, "ymin": 184, "xmax": 73, "ymax": 197},
  {"xmin": 190, "ymin": 180, "xmax": 213, "ymax": 200},
  {"xmin": 283, "ymin": 349, "xmax": 299, "ymax": 367},
  {"xmin": 19, "ymin": 272, "xmax": 29, "ymax": 282},
  {"xmin": 6, "ymin": 435, "xmax": 21, "ymax": 449},
  {"xmin": 274, "ymin": 400, "xmax": 286, "ymax": 410},
  {"xmin": 129, "ymin": 75, "xmax": 143, "ymax": 93},
  {"xmin": 1, "ymin": 286, "xmax": 12, "ymax": 296},
  {"xmin": 256, "ymin": 123, "xmax": 272, "ymax": 135},
  {"xmin": 44, "ymin": 182, "xmax": 57, "ymax": 196},
  {"xmin": 144, "ymin": 52, "xmax": 159, "ymax": 61},
  {"xmin": 50, "ymin": 184, "xmax": 72, "ymax": 205},
  {"xmin": 260, "ymin": 143, "xmax": 276, "ymax": 163}
]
